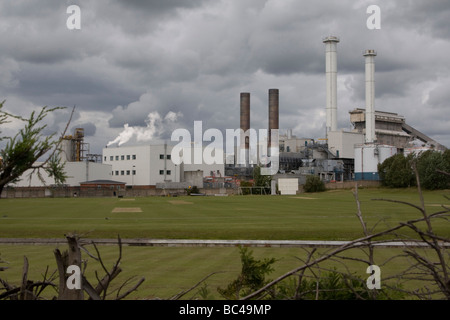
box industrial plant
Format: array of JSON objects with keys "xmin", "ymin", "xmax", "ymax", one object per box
[{"xmin": 3, "ymin": 36, "xmax": 446, "ymax": 198}]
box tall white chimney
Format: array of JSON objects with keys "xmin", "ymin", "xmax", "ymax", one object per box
[
  {"xmin": 364, "ymin": 49, "xmax": 377, "ymax": 144},
  {"xmin": 323, "ymin": 36, "xmax": 340, "ymax": 134}
]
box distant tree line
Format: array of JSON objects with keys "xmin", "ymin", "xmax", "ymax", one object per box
[{"xmin": 378, "ymin": 150, "xmax": 450, "ymax": 189}]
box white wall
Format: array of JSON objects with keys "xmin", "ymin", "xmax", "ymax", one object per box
[
  {"xmin": 328, "ymin": 131, "xmax": 364, "ymax": 159},
  {"xmin": 103, "ymin": 144, "xmax": 182, "ymax": 185},
  {"xmin": 103, "ymin": 144, "xmax": 225, "ymax": 186},
  {"xmin": 11, "ymin": 162, "xmax": 112, "ymax": 187}
]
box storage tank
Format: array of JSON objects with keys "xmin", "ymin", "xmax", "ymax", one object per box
[
  {"xmin": 59, "ymin": 138, "xmax": 74, "ymax": 162},
  {"xmin": 354, "ymin": 144, "xmax": 397, "ymax": 180}
]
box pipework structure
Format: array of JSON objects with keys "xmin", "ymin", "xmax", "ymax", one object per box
[
  {"xmin": 323, "ymin": 36, "xmax": 340, "ymax": 135},
  {"xmin": 364, "ymin": 49, "xmax": 377, "ymax": 144},
  {"xmin": 61, "ymin": 128, "xmax": 90, "ymax": 162}
]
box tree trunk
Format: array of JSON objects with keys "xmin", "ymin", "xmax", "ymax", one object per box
[{"xmin": 54, "ymin": 234, "xmax": 84, "ymax": 300}]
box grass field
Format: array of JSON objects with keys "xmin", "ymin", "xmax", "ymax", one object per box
[
  {"xmin": 0, "ymin": 187, "xmax": 449, "ymax": 300},
  {"xmin": 0, "ymin": 188, "xmax": 449, "ymax": 240},
  {"xmin": 0, "ymin": 245, "xmax": 428, "ymax": 300}
]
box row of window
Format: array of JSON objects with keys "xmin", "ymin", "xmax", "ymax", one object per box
[
  {"xmin": 113, "ymin": 170, "xmax": 136, "ymax": 176},
  {"xmin": 105, "ymin": 154, "xmax": 170, "ymax": 161},
  {"xmin": 106, "ymin": 154, "xmax": 137, "ymax": 161},
  {"xmin": 111, "ymin": 170, "xmax": 172, "ymax": 176}
]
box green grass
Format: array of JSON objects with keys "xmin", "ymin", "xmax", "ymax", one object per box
[
  {"xmin": 0, "ymin": 188, "xmax": 448, "ymax": 299},
  {"xmin": 0, "ymin": 188, "xmax": 449, "ymax": 240},
  {"xmin": 0, "ymin": 245, "xmax": 431, "ymax": 300}
]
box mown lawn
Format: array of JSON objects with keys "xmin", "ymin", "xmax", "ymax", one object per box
[
  {"xmin": 0, "ymin": 187, "xmax": 448, "ymax": 300},
  {"xmin": 0, "ymin": 245, "xmax": 433, "ymax": 300},
  {"xmin": 0, "ymin": 188, "xmax": 449, "ymax": 240}
]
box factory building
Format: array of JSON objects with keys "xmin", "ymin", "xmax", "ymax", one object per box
[
  {"xmin": 349, "ymin": 108, "xmax": 445, "ymax": 152},
  {"xmin": 6, "ymin": 35, "xmax": 446, "ymax": 197},
  {"xmin": 102, "ymin": 144, "xmax": 225, "ymax": 188}
]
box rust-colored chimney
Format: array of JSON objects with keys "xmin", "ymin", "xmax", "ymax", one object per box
[
  {"xmin": 268, "ymin": 89, "xmax": 279, "ymax": 147},
  {"xmin": 240, "ymin": 92, "xmax": 250, "ymax": 150}
]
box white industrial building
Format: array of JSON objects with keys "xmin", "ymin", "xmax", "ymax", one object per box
[
  {"xmin": 102, "ymin": 144, "xmax": 225, "ymax": 187},
  {"xmin": 11, "ymin": 161, "xmax": 112, "ymax": 187}
]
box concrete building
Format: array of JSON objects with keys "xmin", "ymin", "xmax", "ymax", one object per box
[
  {"xmin": 102, "ymin": 144, "xmax": 225, "ymax": 187},
  {"xmin": 327, "ymin": 131, "xmax": 364, "ymax": 159},
  {"xmin": 279, "ymin": 130, "xmax": 314, "ymax": 153},
  {"xmin": 349, "ymin": 108, "xmax": 411, "ymax": 151},
  {"xmin": 103, "ymin": 144, "xmax": 178, "ymax": 186}
]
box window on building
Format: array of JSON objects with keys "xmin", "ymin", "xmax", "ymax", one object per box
[
  {"xmin": 167, "ymin": 154, "xmax": 171, "ymax": 160},
  {"xmin": 104, "ymin": 156, "xmax": 106, "ymax": 161},
  {"xmin": 127, "ymin": 155, "xmax": 130, "ymax": 160},
  {"xmin": 159, "ymin": 170, "xmax": 164, "ymax": 175},
  {"xmin": 126, "ymin": 170, "xmax": 130, "ymax": 175},
  {"xmin": 121, "ymin": 155, "xmax": 124, "ymax": 160},
  {"xmin": 115, "ymin": 171, "xmax": 119, "ymax": 175},
  {"xmin": 132, "ymin": 155, "xmax": 136, "ymax": 160},
  {"xmin": 160, "ymin": 154, "xmax": 164, "ymax": 159},
  {"xmin": 112, "ymin": 171, "xmax": 114, "ymax": 176},
  {"xmin": 110, "ymin": 156, "xmax": 114, "ymax": 161},
  {"xmin": 115, "ymin": 156, "xmax": 119, "ymax": 161},
  {"xmin": 121, "ymin": 171, "xmax": 124, "ymax": 175},
  {"xmin": 166, "ymin": 170, "xmax": 171, "ymax": 175},
  {"xmin": 132, "ymin": 170, "xmax": 136, "ymax": 175}
]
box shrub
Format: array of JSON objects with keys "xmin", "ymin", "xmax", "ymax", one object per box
[
  {"xmin": 186, "ymin": 185, "xmax": 200, "ymax": 195},
  {"xmin": 217, "ymin": 247, "xmax": 277, "ymax": 299},
  {"xmin": 239, "ymin": 180, "xmax": 253, "ymax": 195},
  {"xmin": 303, "ymin": 175, "xmax": 326, "ymax": 193},
  {"xmin": 274, "ymin": 269, "xmax": 406, "ymax": 300}
]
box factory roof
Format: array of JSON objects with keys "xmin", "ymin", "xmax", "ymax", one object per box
[{"xmin": 79, "ymin": 180, "xmax": 126, "ymax": 185}]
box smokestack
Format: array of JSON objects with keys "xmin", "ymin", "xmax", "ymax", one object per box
[
  {"xmin": 268, "ymin": 89, "xmax": 279, "ymax": 148},
  {"xmin": 323, "ymin": 36, "xmax": 340, "ymax": 133},
  {"xmin": 364, "ymin": 49, "xmax": 377, "ymax": 144},
  {"xmin": 240, "ymin": 92, "xmax": 250, "ymax": 150}
]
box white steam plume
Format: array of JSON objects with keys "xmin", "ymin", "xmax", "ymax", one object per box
[{"xmin": 107, "ymin": 111, "xmax": 182, "ymax": 146}]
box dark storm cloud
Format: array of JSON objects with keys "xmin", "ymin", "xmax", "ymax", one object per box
[
  {"xmin": 1, "ymin": 0, "xmax": 449, "ymax": 152},
  {"xmin": 387, "ymin": 0, "xmax": 450, "ymax": 39},
  {"xmin": 10, "ymin": 63, "xmax": 139, "ymax": 111},
  {"xmin": 117, "ymin": 0, "xmax": 207, "ymax": 12}
]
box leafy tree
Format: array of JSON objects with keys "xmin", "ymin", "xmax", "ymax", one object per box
[
  {"xmin": 253, "ymin": 165, "xmax": 272, "ymax": 187},
  {"xmin": 416, "ymin": 150, "xmax": 450, "ymax": 190},
  {"xmin": 378, "ymin": 153, "xmax": 415, "ymax": 188},
  {"xmin": 0, "ymin": 101, "xmax": 71, "ymax": 197},
  {"xmin": 303, "ymin": 175, "xmax": 326, "ymax": 193}
]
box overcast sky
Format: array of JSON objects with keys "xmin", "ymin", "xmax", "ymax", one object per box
[{"xmin": 1, "ymin": 0, "xmax": 449, "ymax": 154}]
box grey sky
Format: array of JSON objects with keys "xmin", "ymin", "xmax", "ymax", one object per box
[{"xmin": 1, "ymin": 0, "xmax": 449, "ymax": 153}]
